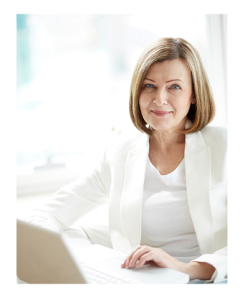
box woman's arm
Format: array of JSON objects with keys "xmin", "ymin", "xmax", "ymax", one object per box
[
  {"xmin": 190, "ymin": 247, "xmax": 227, "ymax": 282},
  {"xmin": 185, "ymin": 261, "xmax": 216, "ymax": 280},
  {"xmin": 25, "ymin": 149, "xmax": 108, "ymax": 232},
  {"xmin": 121, "ymin": 245, "xmax": 222, "ymax": 282}
]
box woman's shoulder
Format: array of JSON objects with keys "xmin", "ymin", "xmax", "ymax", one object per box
[
  {"xmin": 198, "ymin": 125, "xmax": 227, "ymax": 161},
  {"xmin": 105, "ymin": 131, "xmax": 148, "ymax": 158},
  {"xmin": 201, "ymin": 124, "xmax": 227, "ymax": 145}
]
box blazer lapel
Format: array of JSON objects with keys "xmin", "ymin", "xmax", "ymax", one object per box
[
  {"xmin": 119, "ymin": 123, "xmax": 214, "ymax": 255},
  {"xmin": 120, "ymin": 134, "xmax": 149, "ymax": 253},
  {"xmin": 185, "ymin": 131, "xmax": 214, "ymax": 254}
]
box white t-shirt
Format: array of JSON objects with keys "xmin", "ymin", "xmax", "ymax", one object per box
[{"xmin": 141, "ymin": 156, "xmax": 201, "ymax": 263}]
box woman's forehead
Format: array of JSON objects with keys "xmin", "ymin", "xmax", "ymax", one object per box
[{"xmin": 145, "ymin": 59, "xmax": 192, "ymax": 82}]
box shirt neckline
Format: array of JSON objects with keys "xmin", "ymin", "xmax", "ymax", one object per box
[{"xmin": 148, "ymin": 156, "xmax": 184, "ymax": 178}]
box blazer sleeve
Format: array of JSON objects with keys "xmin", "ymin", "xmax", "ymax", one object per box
[
  {"xmin": 191, "ymin": 246, "xmax": 227, "ymax": 283},
  {"xmin": 25, "ymin": 148, "xmax": 109, "ymax": 232},
  {"xmin": 190, "ymin": 126, "xmax": 227, "ymax": 283}
]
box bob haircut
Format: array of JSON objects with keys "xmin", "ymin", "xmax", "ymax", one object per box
[{"xmin": 129, "ymin": 37, "xmax": 215, "ymax": 135}]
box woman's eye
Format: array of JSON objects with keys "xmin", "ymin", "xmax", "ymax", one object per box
[
  {"xmin": 145, "ymin": 84, "xmax": 154, "ymax": 88},
  {"xmin": 171, "ymin": 85, "xmax": 180, "ymax": 89}
]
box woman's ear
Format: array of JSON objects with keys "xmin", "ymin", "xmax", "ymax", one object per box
[{"xmin": 191, "ymin": 94, "xmax": 196, "ymax": 104}]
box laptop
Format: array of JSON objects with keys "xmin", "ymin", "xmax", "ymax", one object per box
[{"xmin": 17, "ymin": 219, "xmax": 189, "ymax": 284}]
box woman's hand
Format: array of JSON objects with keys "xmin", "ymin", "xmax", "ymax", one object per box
[
  {"xmin": 121, "ymin": 245, "xmax": 216, "ymax": 281},
  {"xmin": 121, "ymin": 245, "xmax": 185, "ymax": 271}
]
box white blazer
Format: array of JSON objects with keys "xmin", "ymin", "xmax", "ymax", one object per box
[{"xmin": 27, "ymin": 123, "xmax": 227, "ymax": 283}]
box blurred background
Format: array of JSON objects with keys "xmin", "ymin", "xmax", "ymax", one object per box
[{"xmin": 16, "ymin": 14, "xmax": 227, "ymax": 219}]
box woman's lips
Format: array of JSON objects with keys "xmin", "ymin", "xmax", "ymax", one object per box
[{"xmin": 151, "ymin": 110, "xmax": 172, "ymax": 116}]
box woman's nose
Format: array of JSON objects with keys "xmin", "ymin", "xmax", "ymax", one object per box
[{"xmin": 153, "ymin": 88, "xmax": 168, "ymax": 106}]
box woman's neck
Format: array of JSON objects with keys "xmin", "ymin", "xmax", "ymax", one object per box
[
  {"xmin": 150, "ymin": 130, "xmax": 185, "ymax": 151},
  {"xmin": 150, "ymin": 120, "xmax": 186, "ymax": 151}
]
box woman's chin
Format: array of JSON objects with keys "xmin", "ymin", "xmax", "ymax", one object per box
[
  {"xmin": 150, "ymin": 122, "xmax": 173, "ymax": 133},
  {"xmin": 149, "ymin": 117, "xmax": 187, "ymax": 133}
]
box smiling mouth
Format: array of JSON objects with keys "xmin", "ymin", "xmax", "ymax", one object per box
[{"xmin": 151, "ymin": 110, "xmax": 172, "ymax": 116}]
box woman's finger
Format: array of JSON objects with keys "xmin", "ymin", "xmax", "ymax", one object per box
[
  {"xmin": 121, "ymin": 245, "xmax": 143, "ymax": 268},
  {"xmin": 128, "ymin": 246, "xmax": 151, "ymax": 268},
  {"xmin": 136, "ymin": 252, "xmax": 154, "ymax": 268}
]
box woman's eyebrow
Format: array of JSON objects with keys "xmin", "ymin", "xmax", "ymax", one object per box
[
  {"xmin": 166, "ymin": 79, "xmax": 183, "ymax": 83},
  {"xmin": 144, "ymin": 78, "xmax": 156, "ymax": 82}
]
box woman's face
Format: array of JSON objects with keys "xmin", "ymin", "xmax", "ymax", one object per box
[{"xmin": 139, "ymin": 59, "xmax": 196, "ymax": 134}]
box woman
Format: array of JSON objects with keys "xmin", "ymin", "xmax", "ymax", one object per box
[{"xmin": 26, "ymin": 38, "xmax": 227, "ymax": 283}]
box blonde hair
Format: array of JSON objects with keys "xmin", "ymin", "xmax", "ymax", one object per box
[{"xmin": 129, "ymin": 37, "xmax": 215, "ymax": 135}]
